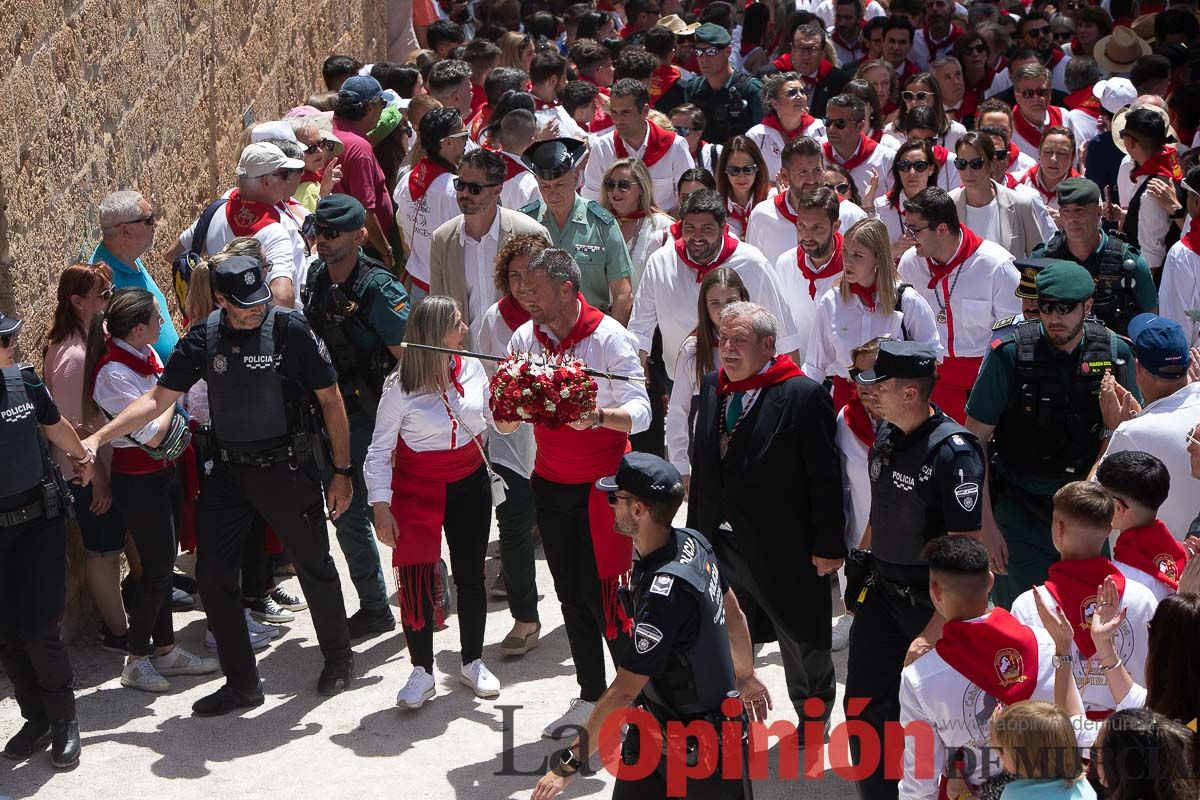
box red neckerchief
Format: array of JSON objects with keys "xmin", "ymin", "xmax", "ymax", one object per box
[
  {"xmin": 932, "ymin": 144, "xmax": 948, "ymax": 168},
  {"xmin": 869, "ymin": 126, "xmax": 886, "ymax": 142},
  {"xmin": 1181, "ymin": 220, "xmax": 1200, "ymax": 256},
  {"xmin": 717, "ymin": 354, "xmax": 803, "ymax": 395},
  {"xmin": 533, "ymin": 295, "xmax": 606, "ymax": 354},
  {"xmin": 727, "ymin": 197, "xmax": 753, "ymax": 232},
  {"xmin": 533, "ymin": 97, "xmax": 559, "ymax": 111},
  {"xmin": 502, "ymin": 153, "xmax": 527, "ymax": 182},
  {"xmin": 407, "ymin": 157, "xmax": 452, "ymax": 202},
  {"xmin": 824, "ymin": 135, "xmax": 878, "ymax": 173},
  {"xmin": 935, "ymin": 608, "xmax": 1041, "ymax": 706},
  {"xmin": 800, "ymin": 59, "xmax": 835, "ymax": 90},
  {"xmin": 1114, "ymin": 520, "xmax": 1188, "ymax": 591},
  {"xmin": 762, "ymin": 112, "xmax": 816, "ymax": 143},
  {"xmin": 1064, "ymin": 86, "xmax": 1101, "ymax": 118},
  {"xmin": 93, "ymin": 337, "xmax": 163, "ymax": 381},
  {"xmin": 226, "ymin": 189, "xmax": 281, "ymax": 236},
  {"xmin": 1043, "ymin": 557, "xmax": 1126, "ymax": 658},
  {"xmin": 771, "ymin": 52, "xmax": 793, "ymax": 71},
  {"xmin": 844, "ymin": 392, "xmax": 876, "ymax": 448},
  {"xmin": 469, "ymin": 107, "xmax": 491, "ymax": 143},
  {"xmin": 922, "ymin": 23, "xmax": 963, "ymax": 58},
  {"xmin": 675, "ymin": 225, "xmax": 739, "ymax": 281},
  {"xmin": 669, "ymin": 219, "xmax": 682, "ymax": 240},
  {"xmin": 300, "ymin": 168, "xmax": 323, "ymax": 184},
  {"xmin": 497, "ymin": 295, "xmax": 531, "ymax": 331},
  {"xmin": 1069, "ymin": 37, "xmax": 1086, "ymax": 56},
  {"xmin": 619, "ymin": 23, "xmax": 638, "ymax": 38},
  {"xmin": 470, "ymin": 84, "xmax": 488, "ymax": 116},
  {"xmin": 1131, "ymin": 146, "xmax": 1185, "ymax": 183},
  {"xmin": 848, "ymin": 280, "xmax": 877, "ymax": 310},
  {"xmin": 1013, "ymin": 105, "xmax": 1064, "ymax": 151},
  {"xmin": 449, "ymin": 354, "xmax": 465, "ymax": 397},
  {"xmin": 1020, "ymin": 164, "xmax": 1078, "ymax": 204},
  {"xmin": 1046, "ymin": 47, "xmax": 1065, "ymax": 69},
  {"xmin": 1007, "ymin": 142, "xmax": 1020, "ymax": 170},
  {"xmin": 926, "ymin": 225, "xmax": 983, "ymax": 288},
  {"xmin": 893, "ymin": 59, "xmax": 920, "ymax": 85},
  {"xmin": 613, "ymin": 120, "xmax": 675, "ymax": 167},
  {"xmin": 797, "ymin": 232, "xmax": 845, "ymax": 298},
  {"xmin": 773, "ymin": 192, "xmax": 798, "ymax": 224},
  {"xmin": 649, "ymin": 64, "xmax": 681, "ymax": 105}
]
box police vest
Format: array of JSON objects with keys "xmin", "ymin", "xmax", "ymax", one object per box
[
  {"xmin": 635, "ymin": 529, "xmax": 736, "ymax": 720},
  {"xmin": 0, "ymin": 366, "xmax": 45, "ymax": 498},
  {"xmin": 1039, "ymin": 230, "xmax": 1140, "ymax": 334},
  {"xmin": 992, "ymin": 320, "xmax": 1113, "ymax": 482}
]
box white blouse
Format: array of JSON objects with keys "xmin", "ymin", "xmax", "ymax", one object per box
[
  {"xmin": 364, "ymin": 356, "xmax": 492, "ymax": 506},
  {"xmin": 393, "ymin": 169, "xmax": 460, "ymax": 289},
  {"xmin": 624, "ymin": 213, "xmax": 674, "ymax": 292},
  {"xmin": 476, "ymin": 302, "xmax": 536, "ymax": 479},
  {"xmin": 93, "ymin": 338, "xmax": 163, "ymax": 448},
  {"xmin": 664, "ymin": 336, "xmax": 718, "ymax": 477}
]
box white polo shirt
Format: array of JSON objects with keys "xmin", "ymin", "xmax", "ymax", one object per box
[
  {"xmin": 393, "ymin": 168, "xmax": 460, "ymax": 290},
  {"xmin": 581, "ymin": 122, "xmax": 695, "ymax": 211},
  {"xmin": 745, "ymin": 117, "xmax": 827, "ymax": 180},
  {"xmin": 746, "ymin": 193, "xmax": 867, "ymax": 265},
  {"xmin": 1159, "ymin": 239, "xmax": 1200, "ymax": 346},
  {"xmin": 499, "ymin": 151, "xmax": 541, "ymax": 211},
  {"xmin": 825, "ymin": 136, "xmax": 896, "ymax": 201}
]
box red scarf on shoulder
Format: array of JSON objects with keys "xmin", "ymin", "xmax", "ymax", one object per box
[
  {"xmin": 1131, "ymin": 146, "xmax": 1185, "ymax": 183},
  {"xmin": 649, "ymin": 64, "xmax": 681, "ymax": 105},
  {"xmin": 533, "ymin": 295, "xmax": 605, "ymax": 354},
  {"xmin": 935, "ymin": 608, "xmax": 1040, "ymax": 706},
  {"xmin": 1043, "ymin": 557, "xmax": 1126, "ymax": 658},
  {"xmin": 762, "ymin": 113, "xmax": 816, "ymax": 144},
  {"xmin": 843, "ymin": 392, "xmax": 876, "ymax": 448},
  {"xmin": 1019, "ymin": 164, "xmax": 1079, "ymax": 205},
  {"xmin": 1181, "ymin": 222, "xmax": 1200, "ymax": 256},
  {"xmin": 1064, "ymin": 86, "xmax": 1101, "ymax": 118},
  {"xmin": 797, "ymin": 233, "xmax": 844, "ymax": 298},
  {"xmin": 849, "ymin": 281, "xmax": 877, "ymax": 311},
  {"xmin": 717, "ymin": 354, "xmax": 803, "ymax": 395},
  {"xmin": 501, "ymin": 153, "xmax": 527, "ymax": 182},
  {"xmin": 1114, "ymin": 520, "xmax": 1188, "ymax": 591},
  {"xmin": 675, "ymin": 225, "xmax": 740, "ymax": 281},
  {"xmin": 613, "ymin": 120, "xmax": 675, "ymax": 167},
  {"xmin": 227, "ymin": 189, "xmax": 281, "ymax": 236},
  {"xmin": 408, "ymin": 157, "xmax": 451, "ymax": 202},
  {"xmin": 497, "ymin": 295, "xmax": 531, "ymax": 332},
  {"xmin": 922, "ymin": 24, "xmax": 963, "ymax": 57},
  {"xmin": 774, "ymin": 192, "xmax": 798, "ymax": 224},
  {"xmin": 824, "ymin": 136, "xmax": 878, "ymax": 172},
  {"xmin": 926, "ymin": 226, "xmax": 983, "ymax": 288},
  {"xmin": 92, "ymin": 339, "xmax": 170, "ymax": 476},
  {"xmin": 94, "ymin": 337, "xmax": 162, "ymax": 379},
  {"xmin": 1013, "ymin": 106, "xmax": 1064, "ymax": 151}
]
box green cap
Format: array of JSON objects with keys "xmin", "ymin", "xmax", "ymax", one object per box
[
  {"xmin": 315, "ymin": 193, "xmax": 367, "ymax": 231},
  {"xmin": 369, "ymin": 104, "xmax": 404, "ymax": 140},
  {"xmin": 695, "ymin": 23, "xmax": 732, "ymax": 47},
  {"xmin": 1035, "ymin": 260, "xmax": 1096, "ymax": 302},
  {"xmin": 1056, "ymin": 177, "xmax": 1101, "ymax": 207}
]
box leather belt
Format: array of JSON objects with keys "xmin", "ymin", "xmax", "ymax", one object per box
[
  {"xmin": 0, "ymin": 499, "xmax": 45, "ymax": 528},
  {"xmin": 219, "ymin": 442, "xmax": 304, "ymax": 467}
]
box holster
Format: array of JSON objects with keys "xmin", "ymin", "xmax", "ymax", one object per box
[{"xmin": 842, "ymin": 548, "xmax": 875, "ymax": 613}]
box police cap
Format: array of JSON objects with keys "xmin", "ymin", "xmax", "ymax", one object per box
[
  {"xmin": 0, "ymin": 313, "xmax": 23, "ymax": 338},
  {"xmin": 213, "ymin": 255, "xmax": 272, "ymax": 308},
  {"xmin": 1013, "ymin": 257, "xmax": 1059, "ymax": 299},
  {"xmin": 1056, "ymin": 177, "xmax": 1101, "ymax": 207},
  {"xmin": 695, "ymin": 23, "xmax": 732, "ymax": 48},
  {"xmin": 1035, "ymin": 261, "xmax": 1095, "ymax": 302},
  {"xmin": 596, "ymin": 452, "xmax": 685, "ymax": 504},
  {"xmin": 853, "ymin": 340, "xmax": 938, "ymax": 385},
  {"xmin": 315, "ymin": 193, "xmax": 367, "ymax": 232},
  {"xmin": 521, "ymin": 137, "xmax": 588, "ymax": 180}
]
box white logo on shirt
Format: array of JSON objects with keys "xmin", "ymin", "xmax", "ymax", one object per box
[
  {"xmin": 649, "ymin": 575, "xmax": 674, "ymax": 596},
  {"xmin": 634, "ymin": 623, "xmax": 664, "ymax": 654},
  {"xmin": 955, "ymin": 482, "xmax": 980, "ymax": 512}
]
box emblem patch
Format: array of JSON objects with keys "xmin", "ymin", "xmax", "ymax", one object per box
[
  {"xmin": 244, "ymin": 272, "xmax": 256, "ymax": 285},
  {"xmin": 634, "ymin": 623, "xmax": 663, "ymax": 654},
  {"xmin": 649, "ymin": 575, "xmax": 674, "ymax": 596},
  {"xmin": 1079, "ymin": 596, "xmax": 1099, "ymax": 629},
  {"xmin": 954, "ymin": 482, "xmax": 980, "ymax": 511},
  {"xmin": 994, "ymin": 648, "xmax": 1027, "ymax": 687},
  {"xmin": 869, "ymin": 456, "xmax": 883, "ymax": 481},
  {"xmin": 1155, "ymin": 554, "xmax": 1179, "ymax": 581},
  {"xmin": 212, "ymin": 354, "xmax": 228, "ymax": 375}
]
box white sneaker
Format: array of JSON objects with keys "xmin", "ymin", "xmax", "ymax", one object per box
[
  {"xmin": 244, "ymin": 609, "xmax": 282, "ymax": 640},
  {"xmin": 121, "ymin": 657, "xmax": 170, "ymax": 692},
  {"xmin": 542, "ymin": 698, "xmax": 595, "ymax": 739},
  {"xmin": 395, "ymin": 666, "xmax": 436, "ymax": 709},
  {"xmin": 152, "ymin": 646, "xmax": 220, "ymax": 676},
  {"xmin": 460, "ymin": 659, "xmax": 501, "ymax": 698},
  {"xmin": 205, "ymin": 626, "xmax": 272, "ymax": 653},
  {"xmin": 831, "ymin": 615, "xmax": 853, "ymax": 652}
]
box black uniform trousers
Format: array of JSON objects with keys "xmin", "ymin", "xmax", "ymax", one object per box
[
  {"xmin": 531, "ymin": 475, "xmax": 631, "ymax": 703},
  {"xmin": 195, "ymin": 458, "xmax": 351, "ymax": 692},
  {"xmin": 843, "ymin": 580, "xmax": 934, "ymax": 800},
  {"xmin": 0, "ymin": 513, "xmax": 75, "ymax": 723},
  {"xmin": 614, "ymin": 715, "xmax": 747, "ymax": 799}
]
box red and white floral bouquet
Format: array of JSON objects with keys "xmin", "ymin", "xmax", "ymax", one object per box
[{"xmin": 489, "ymin": 352, "xmax": 598, "ymax": 428}]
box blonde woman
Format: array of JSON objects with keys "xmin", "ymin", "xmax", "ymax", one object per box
[
  {"xmin": 498, "ymin": 31, "xmax": 535, "ymax": 73},
  {"xmin": 599, "ymin": 159, "xmax": 673, "ymax": 291},
  {"xmin": 365, "ymin": 296, "xmax": 499, "ymax": 709},
  {"xmin": 802, "ymin": 218, "xmax": 941, "ymax": 411}
]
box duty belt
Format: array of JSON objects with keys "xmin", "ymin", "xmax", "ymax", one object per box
[
  {"xmin": 0, "ymin": 499, "xmax": 45, "ymax": 528},
  {"xmin": 218, "ymin": 440, "xmax": 310, "ymax": 468},
  {"xmin": 876, "ymin": 573, "xmax": 933, "ymax": 608}
]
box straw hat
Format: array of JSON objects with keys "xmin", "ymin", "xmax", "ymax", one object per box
[
  {"xmin": 1093, "ymin": 26, "xmax": 1152, "ymax": 74},
  {"xmin": 656, "ymin": 14, "xmax": 700, "ymax": 36},
  {"xmin": 1111, "ymin": 103, "xmax": 1177, "ymax": 155}
]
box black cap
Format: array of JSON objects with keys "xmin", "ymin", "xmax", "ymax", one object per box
[
  {"xmin": 521, "ymin": 137, "xmax": 587, "ymax": 180},
  {"xmin": 0, "ymin": 313, "xmax": 23, "ymax": 337},
  {"xmin": 853, "ymin": 340, "xmax": 938, "ymax": 385},
  {"xmin": 1013, "ymin": 257, "xmax": 1059, "ymax": 299},
  {"xmin": 315, "ymin": 193, "xmax": 367, "ymax": 231},
  {"xmin": 596, "ymin": 452, "xmax": 685, "ymax": 504},
  {"xmin": 213, "ymin": 255, "xmax": 272, "ymax": 308}
]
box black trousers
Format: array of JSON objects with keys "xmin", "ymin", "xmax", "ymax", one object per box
[
  {"xmin": 403, "ymin": 465, "xmax": 491, "ymax": 672},
  {"xmin": 111, "ymin": 466, "xmax": 182, "ymax": 657},
  {"xmin": 0, "ymin": 513, "xmax": 75, "ymax": 722},
  {"xmin": 629, "ymin": 328, "xmax": 667, "ymax": 459},
  {"xmin": 240, "ymin": 514, "xmax": 272, "ymax": 600},
  {"xmin": 613, "ymin": 716, "xmax": 747, "ymax": 799},
  {"xmin": 195, "ymin": 459, "xmax": 351, "ymax": 692},
  {"xmin": 531, "ymin": 475, "xmax": 630, "ymax": 702},
  {"xmin": 843, "ymin": 582, "xmax": 934, "ymax": 800}
]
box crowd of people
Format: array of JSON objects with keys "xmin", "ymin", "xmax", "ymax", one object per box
[{"xmin": 3, "ymin": 0, "xmax": 1200, "ymax": 797}]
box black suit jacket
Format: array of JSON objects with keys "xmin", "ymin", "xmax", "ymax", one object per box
[
  {"xmin": 809, "ymin": 66, "xmax": 851, "ymax": 119},
  {"xmin": 685, "ymin": 371, "xmax": 847, "ymax": 647}
]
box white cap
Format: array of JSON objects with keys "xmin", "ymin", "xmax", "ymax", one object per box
[
  {"xmin": 1092, "ymin": 77, "xmax": 1137, "ymax": 116},
  {"xmin": 236, "ymin": 142, "xmax": 305, "ymax": 178},
  {"xmin": 251, "ymin": 120, "xmax": 299, "ymax": 143}
]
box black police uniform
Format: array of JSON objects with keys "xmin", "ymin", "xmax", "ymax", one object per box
[
  {"xmin": 1031, "ymin": 230, "xmax": 1149, "ymax": 335},
  {"xmin": 844, "ymin": 408, "xmax": 985, "ymax": 800},
  {"xmin": 0, "ymin": 364, "xmax": 77, "ymax": 744},
  {"xmin": 682, "ymin": 71, "xmax": 765, "ymax": 147},
  {"xmin": 616, "ymin": 528, "xmax": 745, "ymax": 800},
  {"xmin": 157, "ymin": 305, "xmax": 352, "ymax": 695}
]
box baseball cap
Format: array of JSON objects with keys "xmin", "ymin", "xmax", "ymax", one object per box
[
  {"xmin": 213, "ymin": 256, "xmax": 272, "ymax": 308},
  {"xmin": 1092, "ymin": 77, "xmax": 1137, "ymax": 115},
  {"xmin": 339, "ymin": 76, "xmax": 384, "ymax": 105},
  {"xmin": 1127, "ymin": 313, "xmax": 1191, "ymax": 379},
  {"xmin": 596, "ymin": 453, "xmax": 685, "ymax": 504},
  {"xmin": 0, "ymin": 313, "xmax": 23, "ymax": 338},
  {"xmin": 236, "ymin": 142, "xmax": 305, "ymax": 178},
  {"xmin": 250, "ymin": 120, "xmax": 299, "ymax": 144},
  {"xmin": 853, "ymin": 341, "xmax": 938, "ymax": 385}
]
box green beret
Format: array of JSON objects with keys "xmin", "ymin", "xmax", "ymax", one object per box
[
  {"xmin": 695, "ymin": 23, "xmax": 732, "ymax": 47},
  {"xmin": 1056, "ymin": 177, "xmax": 1101, "ymax": 207},
  {"xmin": 1035, "ymin": 260, "xmax": 1095, "ymax": 302},
  {"xmin": 315, "ymin": 194, "xmax": 367, "ymax": 231}
]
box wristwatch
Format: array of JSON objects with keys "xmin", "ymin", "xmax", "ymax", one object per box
[
  {"xmin": 1052, "ymin": 653, "xmax": 1074, "ymax": 670},
  {"xmin": 1171, "ymin": 206, "xmax": 1187, "ymax": 220},
  {"xmin": 557, "ymin": 748, "xmax": 584, "ymax": 774},
  {"xmin": 332, "ymin": 465, "xmax": 354, "ymax": 477}
]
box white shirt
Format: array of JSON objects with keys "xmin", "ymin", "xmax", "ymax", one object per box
[
  {"xmin": 1010, "ymin": 107, "xmax": 1081, "ymax": 161},
  {"xmin": 665, "ymin": 336, "xmax": 713, "ymax": 477},
  {"xmin": 745, "ymin": 119, "xmax": 827, "ymax": 180},
  {"xmin": 747, "ymin": 194, "xmax": 866, "ymax": 266},
  {"xmin": 826, "ymin": 137, "xmax": 896, "ymax": 200},
  {"xmin": 477, "ymin": 302, "xmax": 536, "ymax": 479},
  {"xmin": 93, "ymin": 339, "xmax": 164, "ymax": 448},
  {"xmin": 499, "ymin": 151, "xmax": 541, "ymax": 211},
  {"xmin": 363, "ymin": 357, "xmax": 493, "ymax": 505},
  {"xmin": 899, "ymin": 617, "xmax": 1061, "ymax": 799},
  {"xmin": 962, "ymin": 195, "xmax": 1003, "ymax": 243},
  {"xmin": 1117, "ymin": 156, "xmax": 1173, "ymax": 271},
  {"xmin": 836, "ymin": 408, "xmax": 874, "ymax": 553},
  {"xmin": 802, "ymin": 284, "xmax": 942, "ymax": 382},
  {"xmin": 1159, "ymin": 240, "xmax": 1200, "ymax": 345},
  {"xmin": 773, "ymin": 245, "xmax": 841, "ymax": 361},
  {"xmin": 393, "ymin": 168, "xmax": 460, "ymax": 289},
  {"xmin": 581, "ymin": 124, "xmax": 695, "ymax": 211},
  {"xmin": 874, "ymin": 196, "xmax": 908, "ymax": 245},
  {"xmin": 507, "ymin": 309, "xmax": 651, "ymax": 434},
  {"xmin": 178, "ymin": 201, "xmax": 304, "ymax": 303},
  {"xmin": 693, "ymin": 143, "xmax": 723, "ymax": 176},
  {"xmin": 459, "ymin": 212, "xmax": 502, "ymax": 345},
  {"xmin": 1101, "ymin": 382, "xmax": 1200, "ymax": 538},
  {"xmin": 1069, "ymin": 109, "xmax": 1099, "ymax": 150},
  {"xmin": 624, "ymin": 213, "xmax": 674, "ymax": 292},
  {"xmin": 909, "ymin": 26, "xmax": 963, "ymax": 71},
  {"xmin": 898, "ymin": 236, "xmax": 1020, "ymax": 358},
  {"xmin": 1116, "ymin": 560, "xmax": 1177, "ymax": 604},
  {"xmin": 1006, "ymin": 149, "xmax": 1038, "ymax": 180},
  {"xmin": 631, "ymin": 240, "xmax": 801, "ymax": 373},
  {"xmin": 812, "ymin": 0, "xmax": 884, "ymax": 28}
]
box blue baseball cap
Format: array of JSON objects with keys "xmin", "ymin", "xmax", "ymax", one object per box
[
  {"xmin": 1127, "ymin": 313, "xmax": 1190, "ymax": 379},
  {"xmin": 338, "ymin": 76, "xmax": 384, "ymax": 105}
]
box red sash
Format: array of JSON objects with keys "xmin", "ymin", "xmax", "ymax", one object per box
[
  {"xmin": 613, "ymin": 120, "xmax": 675, "ymax": 167},
  {"xmin": 935, "ymin": 608, "xmax": 1040, "ymax": 706},
  {"xmin": 762, "ymin": 112, "xmax": 816, "ymax": 144},
  {"xmin": 226, "ymin": 189, "xmax": 281, "ymax": 236},
  {"xmin": 533, "ymin": 295, "xmax": 606, "ymax": 354},
  {"xmin": 470, "ymin": 83, "xmax": 488, "ymax": 116},
  {"xmin": 717, "ymin": 354, "xmax": 803, "ymax": 394},
  {"xmin": 497, "ymin": 295, "xmax": 531, "ymax": 332},
  {"xmin": 1012, "ymin": 106, "xmax": 1064, "ymax": 151},
  {"xmin": 1044, "ymin": 557, "xmax": 1126, "ymax": 659},
  {"xmin": 773, "ymin": 192, "xmax": 798, "ymax": 224},
  {"xmin": 649, "ymin": 64, "xmax": 681, "ymax": 105},
  {"xmin": 675, "ymin": 226, "xmax": 740, "ymax": 281},
  {"xmin": 922, "ymin": 24, "xmax": 963, "ymax": 58},
  {"xmin": 843, "ymin": 391, "xmax": 876, "ymax": 447},
  {"xmin": 1114, "ymin": 520, "xmax": 1188, "ymax": 591},
  {"xmin": 932, "ymin": 356, "xmax": 983, "ymax": 423},
  {"xmin": 408, "ymin": 157, "xmax": 452, "ymax": 202},
  {"xmin": 825, "ymin": 135, "xmax": 878, "ymax": 173},
  {"xmin": 1019, "ymin": 164, "xmax": 1079, "ymax": 205},
  {"xmin": 1130, "ymin": 146, "xmax": 1185, "ymax": 183},
  {"xmin": 797, "ymin": 233, "xmax": 845, "ymax": 299},
  {"xmin": 1064, "ymin": 87, "xmax": 1101, "ymax": 118},
  {"xmin": 502, "ymin": 153, "xmax": 527, "ymax": 182}
]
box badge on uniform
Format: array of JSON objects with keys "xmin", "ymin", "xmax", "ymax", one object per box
[
  {"xmin": 954, "ymin": 482, "xmax": 980, "ymax": 511},
  {"xmin": 212, "ymin": 354, "xmax": 228, "ymax": 375},
  {"xmin": 869, "ymin": 456, "xmax": 882, "ymax": 481},
  {"xmin": 649, "ymin": 575, "xmax": 674, "ymax": 596},
  {"xmin": 633, "ymin": 623, "xmax": 663, "ymax": 654}
]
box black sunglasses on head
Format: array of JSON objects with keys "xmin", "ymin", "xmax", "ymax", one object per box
[{"xmin": 453, "ymin": 177, "xmax": 501, "ymax": 194}]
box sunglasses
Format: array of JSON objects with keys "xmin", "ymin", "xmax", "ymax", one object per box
[
  {"xmin": 782, "ymin": 86, "xmax": 806, "ymax": 100},
  {"xmin": 446, "ymin": 130, "xmax": 471, "ymax": 140},
  {"xmin": 902, "ymin": 222, "xmax": 930, "ymax": 236},
  {"xmin": 993, "ymin": 150, "xmax": 1008, "ymax": 161},
  {"xmin": 901, "ymin": 90, "xmax": 933, "ymax": 103},
  {"xmin": 725, "ymin": 164, "xmax": 759, "ymax": 176},
  {"xmin": 604, "ymin": 178, "xmax": 634, "ymax": 191},
  {"xmin": 1019, "ymin": 88, "xmax": 1051, "ymax": 99},
  {"xmin": 823, "ymin": 181, "xmax": 850, "ymax": 194},
  {"xmin": 1065, "ymin": 0, "xmax": 1084, "ymax": 8},
  {"xmin": 606, "ymin": 492, "xmax": 636, "ymax": 506},
  {"xmin": 962, "ymin": 43, "xmax": 988, "ymax": 55},
  {"xmin": 453, "ymin": 177, "xmax": 501, "ymax": 194},
  {"xmin": 953, "ymin": 156, "xmax": 987, "ymax": 171},
  {"xmin": 1054, "ymin": 31, "xmax": 1073, "ymax": 43},
  {"xmin": 898, "ymin": 159, "xmax": 931, "ymax": 173},
  {"xmin": 270, "ymin": 168, "xmax": 303, "ymax": 179},
  {"xmin": 824, "ymin": 118, "xmax": 854, "ymax": 129},
  {"xmin": 793, "ymin": 44, "xmax": 822, "ymax": 54},
  {"xmin": 1037, "ymin": 300, "xmax": 1079, "ymax": 315},
  {"xmin": 123, "ymin": 214, "xmax": 156, "ymax": 226},
  {"xmin": 1026, "ymin": 25, "xmax": 1051, "ymax": 37},
  {"xmin": 674, "ymin": 125, "xmax": 693, "ymax": 137},
  {"xmin": 304, "ymin": 141, "xmax": 335, "ymax": 154},
  {"xmin": 695, "ymin": 46, "xmax": 726, "ymax": 57},
  {"xmin": 314, "ymin": 224, "xmax": 344, "ymax": 240}
]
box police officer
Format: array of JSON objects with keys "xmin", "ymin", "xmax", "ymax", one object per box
[
  {"xmin": 520, "ymin": 137, "xmax": 635, "ymax": 324},
  {"xmin": 303, "ymin": 193, "xmax": 407, "ymax": 640},
  {"xmin": 965, "ymin": 261, "xmax": 1140, "ymax": 611},
  {"xmin": 681, "ymin": 24, "xmax": 764, "ymax": 147},
  {"xmin": 82, "ymin": 256, "xmax": 357, "ymax": 716},
  {"xmin": 0, "ymin": 313, "xmax": 91, "ymax": 767},
  {"xmin": 532, "ymin": 453, "xmax": 770, "ymax": 800},
  {"xmin": 988, "ymin": 256, "xmax": 1048, "ymax": 340},
  {"xmin": 845, "ymin": 340, "xmax": 986, "ymax": 800},
  {"xmin": 1030, "ymin": 177, "xmax": 1157, "ymax": 336}
]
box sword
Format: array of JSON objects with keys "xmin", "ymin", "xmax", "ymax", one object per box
[{"xmin": 399, "ymin": 341, "xmax": 646, "ymax": 383}]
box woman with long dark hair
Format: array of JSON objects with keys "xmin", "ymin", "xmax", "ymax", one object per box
[
  {"xmin": 874, "ymin": 138, "xmax": 941, "ymax": 257},
  {"xmin": 883, "ymin": 71, "xmax": 966, "ymax": 151},
  {"xmin": 715, "ymin": 136, "xmax": 770, "ymax": 239}
]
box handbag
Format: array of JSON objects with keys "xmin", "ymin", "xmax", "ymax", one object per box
[{"xmin": 440, "ymin": 394, "xmax": 508, "ymax": 507}]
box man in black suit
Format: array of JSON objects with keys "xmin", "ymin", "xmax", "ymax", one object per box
[{"xmin": 686, "ymin": 301, "xmax": 847, "ymax": 738}]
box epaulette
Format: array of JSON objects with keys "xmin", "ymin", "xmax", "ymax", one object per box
[
  {"xmin": 992, "ymin": 316, "xmax": 1016, "ymax": 330},
  {"xmin": 519, "ymin": 200, "xmax": 544, "ymax": 216},
  {"xmin": 585, "ymin": 200, "xmax": 615, "ymax": 225}
]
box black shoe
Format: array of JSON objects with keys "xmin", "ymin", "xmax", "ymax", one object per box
[
  {"xmin": 3, "ymin": 719, "xmax": 51, "ymax": 760},
  {"xmin": 346, "ymin": 606, "xmax": 396, "ymax": 640},
  {"xmin": 50, "ymin": 719, "xmax": 80, "ymax": 769},
  {"xmin": 191, "ymin": 683, "xmax": 265, "ymax": 717},
  {"xmin": 172, "ymin": 570, "xmax": 198, "ymax": 594},
  {"xmin": 317, "ymin": 658, "xmax": 354, "ymax": 697},
  {"xmin": 98, "ymin": 623, "xmax": 129, "ymax": 654}
]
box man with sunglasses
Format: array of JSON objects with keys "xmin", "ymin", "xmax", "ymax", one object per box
[
  {"xmin": 771, "ymin": 22, "xmax": 851, "ymax": 119},
  {"xmin": 1016, "ymin": 13, "xmax": 1068, "ymax": 94},
  {"xmin": 1009, "ymin": 62, "xmax": 1081, "ymax": 161},
  {"xmin": 681, "ymin": 24, "xmax": 764, "ymax": 147},
  {"xmin": 964, "ymin": 261, "xmax": 1139, "ymax": 609},
  {"xmin": 823, "ymin": 94, "xmax": 896, "ymax": 201}
]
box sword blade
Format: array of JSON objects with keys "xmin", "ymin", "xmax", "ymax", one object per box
[{"xmin": 398, "ymin": 341, "xmax": 646, "ymax": 383}]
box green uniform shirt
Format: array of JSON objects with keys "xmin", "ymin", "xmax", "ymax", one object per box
[
  {"xmin": 521, "ymin": 195, "xmax": 632, "ymax": 311},
  {"xmin": 1031, "ymin": 231, "xmax": 1158, "ymax": 313}
]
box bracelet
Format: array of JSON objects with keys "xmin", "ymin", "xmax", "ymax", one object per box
[
  {"xmin": 1098, "ymin": 656, "xmax": 1123, "ymax": 673},
  {"xmin": 590, "ymin": 408, "xmax": 605, "ymax": 429},
  {"xmin": 76, "ymin": 446, "xmax": 96, "ymax": 465}
]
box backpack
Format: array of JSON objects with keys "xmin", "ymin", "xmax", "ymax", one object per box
[{"xmin": 171, "ymin": 199, "xmax": 227, "ymax": 316}]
